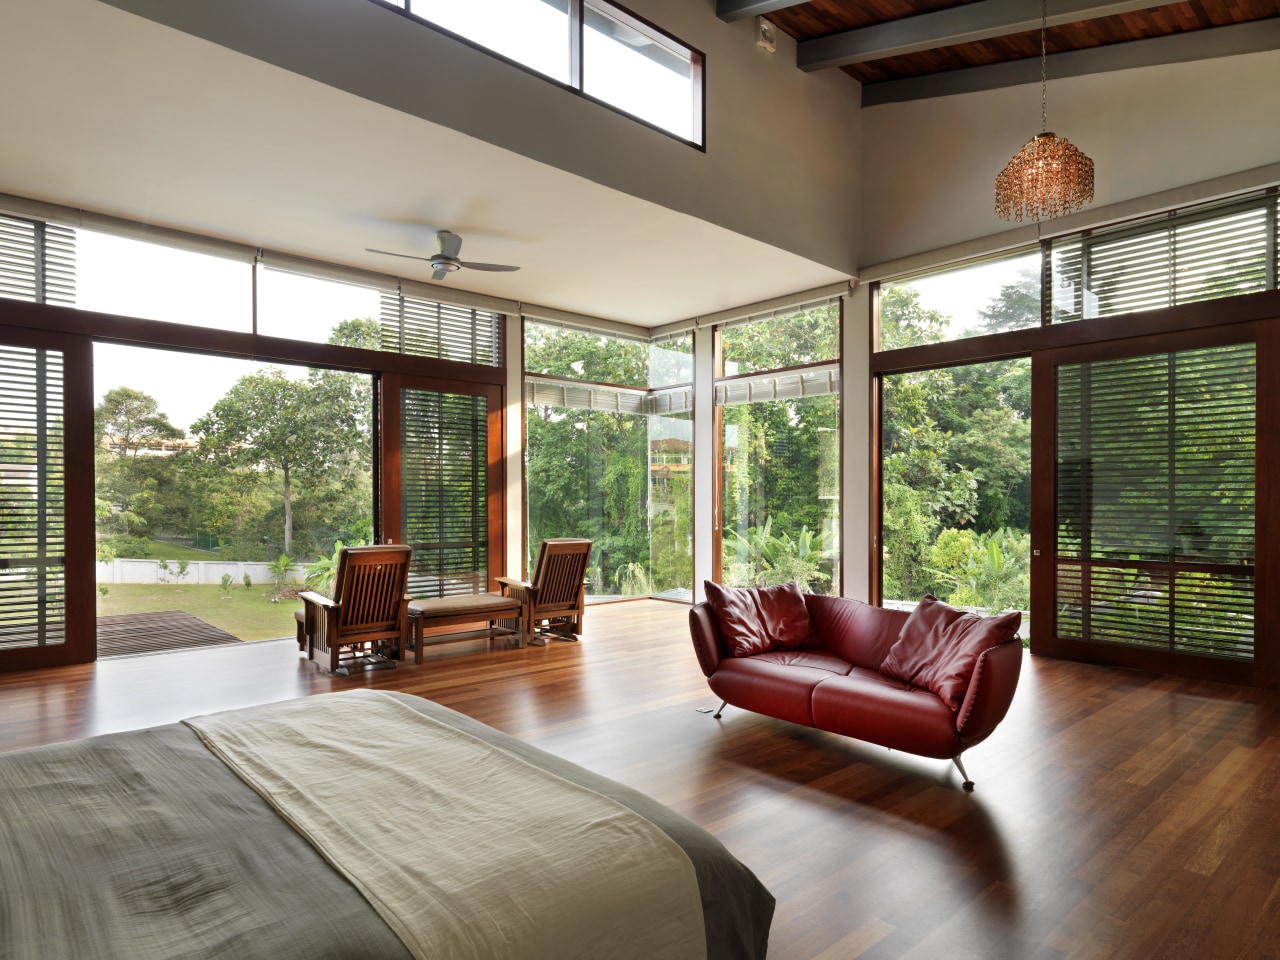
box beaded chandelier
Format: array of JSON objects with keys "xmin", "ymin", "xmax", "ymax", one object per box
[{"xmin": 995, "ymin": 0, "xmax": 1094, "ymax": 222}]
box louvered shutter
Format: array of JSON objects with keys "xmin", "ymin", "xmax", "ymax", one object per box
[
  {"xmin": 0, "ymin": 345, "xmax": 66, "ymax": 650},
  {"xmin": 0, "ymin": 216, "xmax": 74, "ymax": 306},
  {"xmin": 1054, "ymin": 342, "xmax": 1255, "ymax": 659},
  {"xmin": 380, "ymin": 292, "xmax": 503, "ymax": 366},
  {"xmin": 400, "ymin": 388, "xmax": 488, "ymax": 598}
]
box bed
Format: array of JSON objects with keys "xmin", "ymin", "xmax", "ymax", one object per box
[{"xmin": 0, "ymin": 690, "xmax": 773, "ymax": 960}]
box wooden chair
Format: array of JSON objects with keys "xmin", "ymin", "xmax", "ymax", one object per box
[
  {"xmin": 297, "ymin": 544, "xmax": 412, "ymax": 675},
  {"xmin": 497, "ymin": 538, "xmax": 592, "ymax": 647}
]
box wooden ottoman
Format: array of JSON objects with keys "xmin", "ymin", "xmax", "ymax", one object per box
[{"xmin": 406, "ymin": 593, "xmax": 524, "ymax": 664}]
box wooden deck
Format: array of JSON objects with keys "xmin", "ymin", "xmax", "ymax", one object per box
[
  {"xmin": 96, "ymin": 610, "xmax": 243, "ymax": 658},
  {"xmin": 5, "ymin": 599, "xmax": 1280, "ymax": 959}
]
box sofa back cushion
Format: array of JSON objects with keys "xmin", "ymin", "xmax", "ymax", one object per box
[
  {"xmin": 804, "ymin": 595, "xmax": 909, "ymax": 670},
  {"xmin": 880, "ymin": 595, "xmax": 1021, "ymax": 710},
  {"xmin": 704, "ymin": 580, "xmax": 816, "ymax": 657}
]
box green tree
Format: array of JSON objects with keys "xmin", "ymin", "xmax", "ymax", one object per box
[
  {"xmin": 974, "ymin": 269, "xmax": 1040, "ymax": 334},
  {"xmin": 192, "ymin": 368, "xmax": 363, "ymax": 555},
  {"xmin": 93, "ymin": 387, "xmax": 184, "ymax": 538}
]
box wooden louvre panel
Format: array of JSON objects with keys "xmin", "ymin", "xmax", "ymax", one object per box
[
  {"xmin": 0, "ymin": 345, "xmax": 67, "ymax": 651},
  {"xmin": 1052, "ymin": 196, "xmax": 1275, "ymax": 324},
  {"xmin": 400, "ymin": 388, "xmax": 488, "ymax": 599},
  {"xmin": 379, "ymin": 291, "xmax": 503, "ymax": 366},
  {"xmin": 1054, "ymin": 342, "xmax": 1256, "ymax": 660},
  {"xmin": 0, "ymin": 216, "xmax": 75, "ymax": 307}
]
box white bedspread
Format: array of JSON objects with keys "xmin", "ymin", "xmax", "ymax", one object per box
[{"xmin": 184, "ymin": 690, "xmax": 707, "ymax": 960}]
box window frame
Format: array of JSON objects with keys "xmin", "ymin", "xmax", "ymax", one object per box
[{"xmin": 368, "ymin": 0, "xmax": 706, "ymax": 149}]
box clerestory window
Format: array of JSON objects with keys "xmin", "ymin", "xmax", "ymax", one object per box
[{"xmin": 372, "ymin": 0, "xmax": 704, "ymax": 145}]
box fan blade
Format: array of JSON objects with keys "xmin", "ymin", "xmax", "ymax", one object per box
[
  {"xmin": 431, "ymin": 267, "xmax": 450, "ymax": 282},
  {"xmin": 459, "ymin": 261, "xmax": 520, "ymax": 272},
  {"xmin": 366, "ymin": 247, "xmax": 433, "ymax": 262},
  {"xmin": 437, "ymin": 230, "xmax": 463, "ymax": 260}
]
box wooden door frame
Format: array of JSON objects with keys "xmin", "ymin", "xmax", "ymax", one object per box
[{"xmin": 380, "ymin": 373, "xmax": 506, "ymax": 590}]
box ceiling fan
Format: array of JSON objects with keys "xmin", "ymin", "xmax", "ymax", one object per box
[{"xmin": 366, "ymin": 230, "xmax": 520, "ymax": 282}]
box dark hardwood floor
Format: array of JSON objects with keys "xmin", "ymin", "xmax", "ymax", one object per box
[{"xmin": 3, "ymin": 599, "xmax": 1280, "ymax": 959}]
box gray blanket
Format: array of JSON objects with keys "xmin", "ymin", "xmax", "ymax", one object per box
[{"xmin": 0, "ymin": 692, "xmax": 773, "ymax": 959}]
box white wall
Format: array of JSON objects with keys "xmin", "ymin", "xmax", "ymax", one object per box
[
  {"xmin": 104, "ymin": 0, "xmax": 863, "ymax": 277},
  {"xmin": 861, "ymin": 50, "xmax": 1280, "ymax": 267}
]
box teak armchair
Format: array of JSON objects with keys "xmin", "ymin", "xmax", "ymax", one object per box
[
  {"xmin": 297, "ymin": 544, "xmax": 413, "ymax": 675},
  {"xmin": 497, "ymin": 538, "xmax": 592, "ymax": 646}
]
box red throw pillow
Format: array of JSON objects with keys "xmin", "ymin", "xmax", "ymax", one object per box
[
  {"xmin": 703, "ymin": 580, "xmax": 815, "ymax": 657},
  {"xmin": 880, "ymin": 595, "xmax": 1021, "ymax": 710}
]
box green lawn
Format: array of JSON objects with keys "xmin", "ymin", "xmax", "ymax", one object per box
[{"xmin": 96, "ymin": 583, "xmax": 300, "ymax": 641}]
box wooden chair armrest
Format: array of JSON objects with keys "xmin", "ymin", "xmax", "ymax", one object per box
[
  {"xmin": 298, "ymin": 591, "xmax": 337, "ymax": 609},
  {"xmin": 496, "ymin": 576, "xmax": 531, "ymax": 590}
]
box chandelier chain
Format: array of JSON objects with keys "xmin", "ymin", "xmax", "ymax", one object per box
[{"xmin": 1040, "ymin": 0, "xmax": 1048, "ymax": 132}]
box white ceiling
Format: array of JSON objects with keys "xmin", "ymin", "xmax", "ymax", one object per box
[{"xmin": 0, "ymin": 0, "xmax": 850, "ymax": 328}]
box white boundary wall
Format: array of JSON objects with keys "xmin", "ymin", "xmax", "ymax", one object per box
[{"xmin": 96, "ymin": 559, "xmax": 308, "ymax": 585}]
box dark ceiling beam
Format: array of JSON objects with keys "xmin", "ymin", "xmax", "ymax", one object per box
[
  {"xmin": 798, "ymin": 0, "xmax": 1180, "ymax": 72},
  {"xmin": 715, "ymin": 0, "xmax": 808, "ymax": 23},
  {"xmin": 860, "ymin": 19, "xmax": 1280, "ymax": 106}
]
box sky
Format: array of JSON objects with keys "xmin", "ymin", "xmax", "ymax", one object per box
[
  {"xmin": 893, "ymin": 251, "xmax": 1040, "ymax": 339},
  {"xmin": 83, "ymin": 231, "xmax": 381, "ymax": 432}
]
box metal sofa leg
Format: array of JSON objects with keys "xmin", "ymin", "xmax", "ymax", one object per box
[
  {"xmin": 695, "ymin": 700, "xmax": 728, "ymax": 718},
  {"xmin": 953, "ymin": 754, "xmax": 975, "ymax": 791}
]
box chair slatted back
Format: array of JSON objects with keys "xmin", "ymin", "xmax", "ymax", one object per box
[
  {"xmin": 531, "ymin": 539, "xmax": 592, "ymax": 609},
  {"xmin": 332, "ymin": 545, "xmax": 412, "ymax": 634}
]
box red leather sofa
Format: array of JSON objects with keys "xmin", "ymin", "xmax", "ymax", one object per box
[{"xmin": 689, "ymin": 584, "xmax": 1023, "ymax": 788}]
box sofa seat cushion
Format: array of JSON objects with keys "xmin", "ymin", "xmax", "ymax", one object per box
[
  {"xmin": 704, "ymin": 580, "xmax": 816, "ymax": 657},
  {"xmin": 880, "ymin": 595, "xmax": 1022, "ymax": 711},
  {"xmin": 810, "ymin": 669, "xmax": 961, "ymax": 760},
  {"xmin": 749, "ymin": 649, "xmax": 853, "ymax": 674},
  {"xmin": 709, "ymin": 657, "xmax": 842, "ymax": 728}
]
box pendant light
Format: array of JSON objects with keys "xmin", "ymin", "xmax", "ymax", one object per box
[{"xmin": 995, "ymin": 0, "xmax": 1094, "ymax": 222}]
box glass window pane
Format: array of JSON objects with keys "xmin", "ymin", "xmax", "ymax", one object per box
[
  {"xmin": 720, "ymin": 394, "xmax": 840, "ymax": 595},
  {"xmin": 649, "ymin": 412, "xmax": 691, "ymax": 600},
  {"xmin": 880, "ymin": 359, "xmax": 1031, "ymax": 621},
  {"xmin": 75, "ymin": 230, "xmax": 251, "ymax": 332},
  {"xmin": 582, "ymin": 3, "xmax": 698, "ymax": 141},
  {"xmin": 879, "ymin": 251, "xmax": 1041, "ymax": 350},
  {"xmin": 524, "ymin": 320, "xmax": 649, "ymax": 387},
  {"xmin": 256, "ymin": 267, "xmax": 384, "ymax": 347},
  {"xmin": 649, "ymin": 336, "xmax": 692, "ymax": 387},
  {"xmin": 412, "ymin": 0, "xmax": 571, "ymax": 84},
  {"xmin": 721, "ymin": 301, "xmax": 839, "ymax": 377}
]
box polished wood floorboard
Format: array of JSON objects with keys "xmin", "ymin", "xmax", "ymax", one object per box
[{"xmin": 3, "ymin": 599, "xmax": 1280, "ymax": 960}]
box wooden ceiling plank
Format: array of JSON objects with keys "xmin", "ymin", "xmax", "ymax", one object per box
[
  {"xmin": 715, "ymin": 0, "xmax": 811, "ymax": 23},
  {"xmin": 798, "ymin": 0, "xmax": 1183, "ymax": 71},
  {"xmin": 861, "ymin": 19, "xmax": 1280, "ymax": 105}
]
